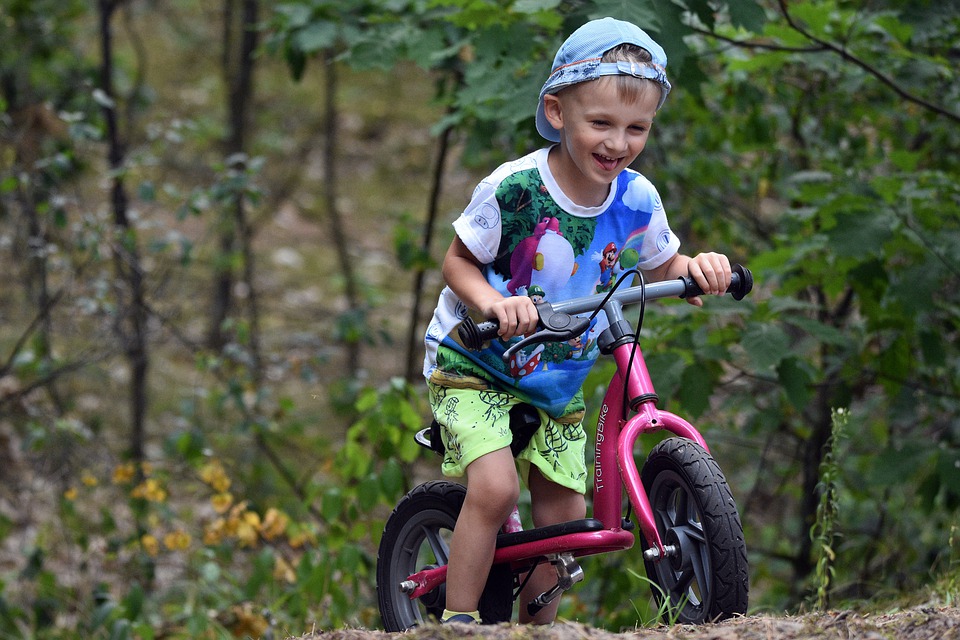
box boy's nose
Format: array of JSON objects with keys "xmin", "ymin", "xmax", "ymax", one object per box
[{"xmin": 605, "ymin": 129, "xmax": 629, "ymax": 154}]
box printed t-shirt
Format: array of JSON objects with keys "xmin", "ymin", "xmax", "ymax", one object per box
[{"xmin": 423, "ymin": 147, "xmax": 680, "ymax": 418}]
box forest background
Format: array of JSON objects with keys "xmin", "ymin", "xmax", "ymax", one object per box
[{"xmin": 1, "ymin": 0, "xmax": 958, "ymax": 638}]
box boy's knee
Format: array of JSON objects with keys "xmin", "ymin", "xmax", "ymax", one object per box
[{"xmin": 466, "ymin": 478, "xmax": 519, "ymax": 521}]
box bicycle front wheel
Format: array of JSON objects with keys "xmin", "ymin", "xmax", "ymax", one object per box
[{"xmin": 639, "ymin": 437, "xmax": 748, "ymax": 624}]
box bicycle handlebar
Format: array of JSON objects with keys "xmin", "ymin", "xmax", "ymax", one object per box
[{"xmin": 458, "ymin": 264, "xmax": 753, "ymax": 352}]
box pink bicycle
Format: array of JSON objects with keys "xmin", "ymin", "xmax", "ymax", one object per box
[{"xmin": 377, "ymin": 265, "xmax": 753, "ymax": 629}]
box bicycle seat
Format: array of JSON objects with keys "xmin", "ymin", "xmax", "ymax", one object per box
[{"xmin": 496, "ymin": 518, "xmax": 605, "ymax": 548}]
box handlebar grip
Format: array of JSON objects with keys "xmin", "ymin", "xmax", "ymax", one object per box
[
  {"xmin": 730, "ymin": 263, "xmax": 753, "ymax": 300},
  {"xmin": 458, "ymin": 317, "xmax": 500, "ymax": 350},
  {"xmin": 680, "ymin": 263, "xmax": 753, "ymax": 301}
]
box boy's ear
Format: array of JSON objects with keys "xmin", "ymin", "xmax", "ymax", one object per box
[{"xmin": 542, "ymin": 94, "xmax": 563, "ymax": 130}]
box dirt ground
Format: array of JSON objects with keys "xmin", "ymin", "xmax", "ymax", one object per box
[{"xmin": 293, "ymin": 606, "xmax": 960, "ymax": 640}]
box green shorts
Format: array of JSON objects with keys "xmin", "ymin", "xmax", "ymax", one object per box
[{"xmin": 427, "ymin": 381, "xmax": 588, "ymax": 495}]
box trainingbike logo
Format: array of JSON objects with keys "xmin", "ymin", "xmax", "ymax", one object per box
[{"xmin": 595, "ymin": 404, "xmax": 608, "ymax": 491}]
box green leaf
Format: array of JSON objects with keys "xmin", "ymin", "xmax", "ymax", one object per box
[
  {"xmin": 379, "ymin": 459, "xmax": 405, "ymax": 499},
  {"xmin": 121, "ymin": 582, "xmax": 144, "ymax": 621},
  {"xmin": 741, "ymin": 322, "xmax": 791, "ymax": 371},
  {"xmin": 321, "ymin": 488, "xmax": 343, "ymax": 521},
  {"xmin": 781, "ymin": 315, "xmax": 850, "ymax": 347},
  {"xmin": 357, "ymin": 474, "xmax": 380, "ymax": 511},
  {"xmin": 777, "ymin": 357, "xmax": 812, "ymax": 411},
  {"xmin": 513, "ymin": 0, "xmax": 561, "ymax": 13},
  {"xmin": 677, "ymin": 360, "xmax": 714, "ymax": 418},
  {"xmin": 727, "ymin": 0, "xmax": 766, "ymax": 32}
]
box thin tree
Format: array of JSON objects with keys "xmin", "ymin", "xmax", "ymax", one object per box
[
  {"xmin": 321, "ymin": 48, "xmax": 363, "ymax": 369},
  {"xmin": 98, "ymin": 0, "xmax": 149, "ymax": 466},
  {"xmin": 208, "ymin": 0, "xmax": 261, "ymax": 359}
]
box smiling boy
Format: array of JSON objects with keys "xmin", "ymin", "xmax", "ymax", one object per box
[{"xmin": 422, "ymin": 17, "xmax": 732, "ymax": 625}]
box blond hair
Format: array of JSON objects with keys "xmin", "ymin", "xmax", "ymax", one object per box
[{"xmin": 601, "ymin": 44, "xmax": 661, "ymax": 106}]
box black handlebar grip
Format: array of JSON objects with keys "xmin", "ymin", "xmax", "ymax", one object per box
[
  {"xmin": 730, "ymin": 263, "xmax": 753, "ymax": 301},
  {"xmin": 680, "ymin": 263, "xmax": 753, "ymax": 300},
  {"xmin": 458, "ymin": 317, "xmax": 500, "ymax": 350}
]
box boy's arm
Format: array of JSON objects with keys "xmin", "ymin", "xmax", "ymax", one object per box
[
  {"xmin": 644, "ymin": 251, "xmax": 732, "ymax": 307},
  {"xmin": 442, "ymin": 236, "xmax": 539, "ymax": 339}
]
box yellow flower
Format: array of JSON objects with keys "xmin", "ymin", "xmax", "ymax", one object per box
[
  {"xmin": 288, "ymin": 527, "xmax": 317, "ymax": 550},
  {"xmin": 211, "ymin": 492, "xmax": 233, "ymax": 514},
  {"xmin": 81, "ymin": 472, "xmax": 98, "ymax": 487},
  {"xmin": 260, "ymin": 508, "xmax": 289, "ymax": 541},
  {"xmin": 141, "ymin": 534, "xmax": 160, "ymax": 557},
  {"xmin": 204, "ymin": 518, "xmax": 226, "ymax": 545},
  {"xmin": 199, "ymin": 460, "xmax": 231, "ymax": 493},
  {"xmin": 131, "ymin": 478, "xmax": 168, "ymax": 502},
  {"xmin": 63, "ymin": 487, "xmax": 78, "ymax": 501},
  {"xmin": 235, "ymin": 510, "xmax": 261, "ymax": 547},
  {"xmin": 112, "ymin": 462, "xmax": 136, "ymax": 485},
  {"xmin": 274, "ymin": 555, "xmax": 296, "ymax": 583},
  {"xmin": 164, "ymin": 529, "xmax": 191, "ymax": 551},
  {"xmin": 221, "ymin": 603, "xmax": 268, "ymax": 638}
]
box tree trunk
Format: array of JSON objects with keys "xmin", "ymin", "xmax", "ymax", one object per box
[
  {"xmin": 208, "ymin": 0, "xmax": 259, "ymax": 350},
  {"xmin": 403, "ymin": 119, "xmax": 454, "ymax": 382},
  {"xmin": 99, "ymin": 0, "xmax": 148, "ymax": 466},
  {"xmin": 321, "ymin": 51, "xmax": 362, "ymax": 370}
]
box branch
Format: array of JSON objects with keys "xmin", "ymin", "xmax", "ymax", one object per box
[
  {"xmin": 689, "ymin": 24, "xmax": 827, "ymax": 54},
  {"xmin": 1, "ymin": 287, "xmax": 66, "ymax": 375},
  {"xmin": 775, "ymin": 0, "xmax": 960, "ymax": 124}
]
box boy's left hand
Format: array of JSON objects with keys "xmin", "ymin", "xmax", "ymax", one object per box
[{"xmin": 685, "ymin": 252, "xmax": 732, "ymax": 307}]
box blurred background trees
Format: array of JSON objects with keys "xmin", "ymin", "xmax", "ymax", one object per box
[{"xmin": 0, "ymin": 0, "xmax": 957, "ymax": 636}]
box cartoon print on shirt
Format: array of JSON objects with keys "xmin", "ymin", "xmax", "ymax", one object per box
[
  {"xmin": 506, "ymin": 217, "xmax": 578, "ymax": 295},
  {"xmin": 492, "ymin": 172, "xmax": 598, "ymax": 288},
  {"xmin": 592, "ymin": 232, "xmax": 644, "ymax": 293}
]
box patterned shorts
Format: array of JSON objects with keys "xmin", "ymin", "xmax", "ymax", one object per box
[{"xmin": 427, "ymin": 381, "xmax": 588, "ymax": 495}]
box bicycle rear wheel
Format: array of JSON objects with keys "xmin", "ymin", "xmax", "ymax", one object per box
[
  {"xmin": 376, "ymin": 480, "xmax": 514, "ymax": 630},
  {"xmin": 639, "ymin": 437, "xmax": 748, "ymax": 624}
]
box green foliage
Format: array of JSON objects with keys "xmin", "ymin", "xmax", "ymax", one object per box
[{"xmin": 809, "ymin": 408, "xmax": 847, "ymax": 611}]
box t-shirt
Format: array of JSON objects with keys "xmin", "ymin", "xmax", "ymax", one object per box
[{"xmin": 423, "ymin": 147, "xmax": 680, "ymax": 417}]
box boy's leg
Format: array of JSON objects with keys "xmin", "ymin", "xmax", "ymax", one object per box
[
  {"xmin": 518, "ymin": 466, "xmax": 587, "ymax": 624},
  {"xmin": 444, "ymin": 446, "xmax": 520, "ymax": 617}
]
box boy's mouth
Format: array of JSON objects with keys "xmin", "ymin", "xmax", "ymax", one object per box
[{"xmin": 593, "ymin": 153, "xmax": 620, "ymax": 171}]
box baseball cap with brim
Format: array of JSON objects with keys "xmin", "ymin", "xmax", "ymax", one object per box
[{"xmin": 536, "ymin": 17, "xmax": 672, "ymax": 143}]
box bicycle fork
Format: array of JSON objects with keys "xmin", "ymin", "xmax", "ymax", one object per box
[{"xmin": 526, "ymin": 553, "xmax": 584, "ymax": 617}]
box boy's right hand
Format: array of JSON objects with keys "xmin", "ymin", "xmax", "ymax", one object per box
[{"xmin": 482, "ymin": 295, "xmax": 539, "ymax": 340}]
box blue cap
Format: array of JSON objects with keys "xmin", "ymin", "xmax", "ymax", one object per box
[{"xmin": 536, "ymin": 18, "xmax": 672, "ymax": 142}]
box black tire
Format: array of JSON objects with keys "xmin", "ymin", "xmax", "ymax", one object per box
[
  {"xmin": 639, "ymin": 437, "xmax": 749, "ymax": 624},
  {"xmin": 376, "ymin": 480, "xmax": 514, "ymax": 630}
]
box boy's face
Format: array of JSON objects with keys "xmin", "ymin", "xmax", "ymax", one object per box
[{"xmin": 543, "ymin": 78, "xmax": 659, "ymax": 206}]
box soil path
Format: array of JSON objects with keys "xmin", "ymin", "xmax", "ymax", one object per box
[{"xmin": 294, "ymin": 605, "xmax": 960, "ymax": 639}]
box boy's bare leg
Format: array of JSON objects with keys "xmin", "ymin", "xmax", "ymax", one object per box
[
  {"xmin": 444, "ymin": 447, "xmax": 520, "ymax": 617},
  {"xmin": 518, "ymin": 466, "xmax": 587, "ymax": 624}
]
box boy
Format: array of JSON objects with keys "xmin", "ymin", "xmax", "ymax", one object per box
[{"xmin": 422, "ymin": 17, "xmax": 731, "ymax": 625}]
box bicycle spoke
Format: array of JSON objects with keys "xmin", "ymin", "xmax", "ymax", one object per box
[
  {"xmin": 673, "ymin": 565, "xmax": 695, "ymax": 597},
  {"xmin": 421, "ymin": 524, "xmax": 449, "ymax": 565},
  {"xmin": 682, "ymin": 520, "xmax": 706, "ymax": 544}
]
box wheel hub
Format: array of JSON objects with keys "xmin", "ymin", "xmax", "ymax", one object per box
[{"xmin": 665, "ymin": 527, "xmax": 694, "ymax": 573}]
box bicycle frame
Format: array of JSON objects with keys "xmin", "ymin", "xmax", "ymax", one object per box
[{"xmin": 401, "ymin": 277, "xmax": 713, "ymax": 601}]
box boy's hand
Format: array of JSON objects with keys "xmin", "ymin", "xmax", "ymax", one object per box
[
  {"xmin": 483, "ymin": 295, "xmax": 539, "ymax": 340},
  {"xmin": 685, "ymin": 252, "xmax": 732, "ymax": 307}
]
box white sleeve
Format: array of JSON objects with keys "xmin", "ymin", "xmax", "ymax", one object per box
[
  {"xmin": 451, "ymin": 179, "xmax": 502, "ymax": 265},
  {"xmin": 634, "ymin": 182, "xmax": 681, "ymax": 271}
]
